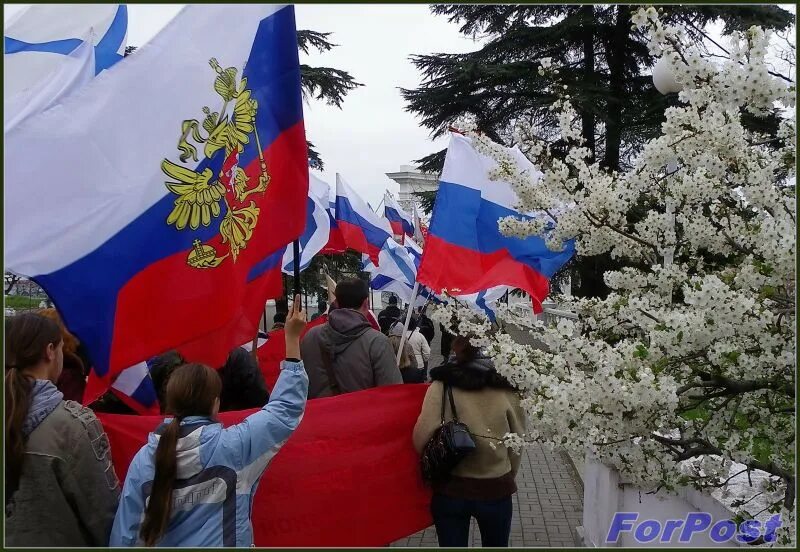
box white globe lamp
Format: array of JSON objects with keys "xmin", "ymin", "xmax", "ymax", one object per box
[{"xmin": 652, "ymin": 56, "xmax": 682, "ymax": 95}]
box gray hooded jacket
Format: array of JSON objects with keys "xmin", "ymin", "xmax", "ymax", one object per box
[{"xmin": 301, "ymin": 309, "xmax": 402, "ymax": 398}]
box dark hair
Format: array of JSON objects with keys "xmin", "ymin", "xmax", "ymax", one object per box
[
  {"xmin": 317, "ymin": 300, "xmax": 327, "ymax": 312},
  {"xmin": 335, "ymin": 279, "xmax": 369, "ymax": 309},
  {"xmin": 218, "ymin": 348, "xmax": 269, "ymax": 411},
  {"xmin": 388, "ymin": 295, "xmax": 398, "ymax": 305},
  {"xmin": 148, "ymin": 351, "xmax": 185, "ymax": 413},
  {"xmin": 5, "ymin": 314, "xmax": 63, "ymax": 505},
  {"xmin": 140, "ymin": 363, "xmax": 221, "ymax": 546},
  {"xmin": 452, "ymin": 336, "xmax": 479, "ymax": 363},
  {"xmin": 407, "ymin": 315, "xmax": 419, "ymax": 333},
  {"xmin": 273, "ymin": 312, "xmax": 286, "ymax": 325}
]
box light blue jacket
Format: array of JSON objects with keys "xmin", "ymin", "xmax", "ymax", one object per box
[{"xmin": 110, "ymin": 360, "xmax": 308, "ymax": 547}]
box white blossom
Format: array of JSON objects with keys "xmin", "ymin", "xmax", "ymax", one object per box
[{"xmin": 447, "ymin": 13, "xmax": 796, "ymax": 545}]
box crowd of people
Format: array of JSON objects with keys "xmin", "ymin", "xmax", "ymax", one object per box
[{"xmin": 4, "ymin": 279, "xmax": 526, "ymax": 547}]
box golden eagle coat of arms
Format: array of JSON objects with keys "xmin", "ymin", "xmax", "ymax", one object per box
[{"xmin": 162, "ymin": 58, "xmax": 270, "ymax": 269}]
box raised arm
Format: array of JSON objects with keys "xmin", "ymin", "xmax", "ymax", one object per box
[{"xmin": 219, "ymin": 296, "xmax": 309, "ymax": 471}]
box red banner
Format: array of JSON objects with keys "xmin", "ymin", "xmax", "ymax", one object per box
[{"xmin": 98, "ymin": 384, "xmax": 432, "ymax": 546}]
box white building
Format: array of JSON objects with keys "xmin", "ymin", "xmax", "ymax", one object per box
[{"xmin": 385, "ymin": 165, "xmax": 438, "ymax": 213}]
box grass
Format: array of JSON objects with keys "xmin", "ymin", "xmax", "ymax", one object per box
[{"xmin": 4, "ymin": 295, "xmax": 46, "ymax": 310}]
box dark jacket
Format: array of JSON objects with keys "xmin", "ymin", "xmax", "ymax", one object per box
[
  {"xmin": 301, "ymin": 309, "xmax": 402, "ymax": 398},
  {"xmin": 89, "ymin": 391, "xmax": 137, "ymax": 415},
  {"xmin": 377, "ymin": 305, "xmax": 403, "ymax": 334},
  {"xmin": 417, "ymin": 314, "xmax": 435, "ymax": 344},
  {"xmin": 439, "ymin": 324, "xmax": 455, "ymax": 358}
]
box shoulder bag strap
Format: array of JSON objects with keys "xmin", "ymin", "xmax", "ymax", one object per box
[
  {"xmin": 319, "ymin": 341, "xmax": 342, "ymax": 396},
  {"xmin": 440, "ymin": 383, "xmax": 447, "ymax": 423},
  {"xmin": 446, "ymin": 385, "xmax": 459, "ymax": 423}
]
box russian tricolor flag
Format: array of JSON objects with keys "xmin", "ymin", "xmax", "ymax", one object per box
[
  {"xmin": 335, "ymin": 174, "xmax": 392, "ymax": 264},
  {"xmin": 109, "ymin": 360, "xmax": 160, "ymax": 415},
  {"xmin": 417, "ymin": 133, "xmax": 575, "ymax": 311},
  {"xmin": 384, "ymin": 193, "xmax": 415, "ymax": 239},
  {"xmin": 5, "ymin": 5, "xmax": 308, "ymax": 390},
  {"xmin": 321, "ymin": 199, "xmax": 347, "ymax": 255}
]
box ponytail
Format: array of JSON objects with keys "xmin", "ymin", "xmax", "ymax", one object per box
[
  {"xmin": 140, "ymin": 416, "xmax": 181, "ymax": 547},
  {"xmin": 5, "ymin": 368, "xmax": 33, "ymax": 505},
  {"xmin": 4, "ymin": 313, "xmax": 62, "ymax": 506},
  {"xmin": 138, "ymin": 363, "xmax": 221, "ymax": 546}
]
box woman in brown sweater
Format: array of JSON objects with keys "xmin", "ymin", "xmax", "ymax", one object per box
[{"xmin": 412, "ymin": 336, "xmax": 525, "ymax": 547}]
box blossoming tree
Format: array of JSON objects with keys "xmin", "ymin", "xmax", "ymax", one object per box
[{"xmin": 434, "ymin": 7, "xmax": 795, "ymax": 543}]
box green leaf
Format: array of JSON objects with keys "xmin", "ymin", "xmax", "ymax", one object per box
[
  {"xmin": 721, "ymin": 350, "xmax": 741, "ymax": 366},
  {"xmin": 652, "ymin": 358, "xmax": 669, "ymax": 375},
  {"xmin": 752, "ymin": 436, "xmax": 773, "ymax": 465},
  {"xmin": 633, "ymin": 344, "xmax": 649, "ymax": 359},
  {"xmin": 757, "ymin": 262, "xmax": 774, "ymax": 276},
  {"xmin": 734, "ymin": 413, "xmax": 749, "ymax": 431},
  {"xmin": 680, "ymin": 407, "xmax": 710, "ymax": 421}
]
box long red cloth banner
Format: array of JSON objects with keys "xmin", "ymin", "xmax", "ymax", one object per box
[{"xmin": 98, "ymin": 383, "xmax": 433, "ymax": 546}]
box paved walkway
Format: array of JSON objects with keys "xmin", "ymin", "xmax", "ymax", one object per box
[
  {"xmin": 390, "ymin": 444, "xmax": 583, "ymax": 547},
  {"xmin": 391, "ymin": 317, "xmax": 584, "ymax": 547}
]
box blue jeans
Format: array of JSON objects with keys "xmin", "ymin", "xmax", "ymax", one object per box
[{"xmin": 431, "ymin": 493, "xmax": 513, "ymax": 547}]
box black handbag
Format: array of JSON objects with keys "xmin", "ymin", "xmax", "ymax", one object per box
[{"xmin": 420, "ymin": 384, "xmax": 476, "ymax": 482}]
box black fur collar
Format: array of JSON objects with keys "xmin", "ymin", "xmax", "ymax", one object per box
[{"xmin": 429, "ymin": 357, "xmax": 514, "ymax": 391}]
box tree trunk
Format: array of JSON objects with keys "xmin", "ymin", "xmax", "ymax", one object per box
[
  {"xmin": 580, "ymin": 5, "xmax": 596, "ymax": 154},
  {"xmin": 5, "ymin": 274, "xmax": 20, "ymax": 295},
  {"xmin": 601, "ymin": 5, "xmax": 629, "ymax": 170}
]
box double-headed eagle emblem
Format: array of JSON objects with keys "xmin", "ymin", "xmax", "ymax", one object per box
[{"xmin": 162, "ymin": 58, "xmax": 270, "ymax": 269}]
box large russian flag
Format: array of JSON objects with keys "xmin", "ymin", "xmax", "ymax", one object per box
[
  {"xmin": 417, "ymin": 133, "xmax": 574, "ymax": 311},
  {"xmin": 5, "ymin": 5, "xmax": 307, "ymax": 388},
  {"xmin": 335, "ymin": 174, "xmax": 392, "ymax": 264}
]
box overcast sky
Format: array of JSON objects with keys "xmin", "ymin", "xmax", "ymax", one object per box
[
  {"xmin": 5, "ymin": 3, "xmax": 480, "ymax": 206},
  {"xmin": 5, "ymin": 4, "xmax": 794, "ymax": 205}
]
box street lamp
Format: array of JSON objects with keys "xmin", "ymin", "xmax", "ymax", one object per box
[
  {"xmin": 652, "ymin": 56, "xmax": 682, "ymax": 95},
  {"xmin": 653, "ymin": 56, "xmax": 682, "ymax": 269}
]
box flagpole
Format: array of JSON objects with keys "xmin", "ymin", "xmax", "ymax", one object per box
[
  {"xmin": 368, "ymin": 272, "xmax": 373, "ymax": 310},
  {"xmin": 293, "ymin": 239, "xmax": 301, "ymax": 299},
  {"xmin": 395, "ymin": 281, "xmax": 420, "ymax": 367},
  {"xmin": 375, "ymin": 191, "xmax": 387, "ymax": 214},
  {"xmin": 250, "ymin": 306, "xmax": 261, "ymax": 359}
]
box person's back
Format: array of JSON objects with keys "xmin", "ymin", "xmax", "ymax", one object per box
[
  {"xmin": 388, "ymin": 322, "xmax": 425, "ymax": 384},
  {"xmin": 377, "ymin": 296, "xmax": 402, "ymax": 334},
  {"xmin": 111, "ymin": 298, "xmax": 309, "ymax": 547},
  {"xmin": 301, "ymin": 279, "xmax": 402, "ymax": 398},
  {"xmin": 417, "ymin": 312, "xmax": 435, "ymax": 344},
  {"xmin": 5, "ymin": 313, "xmax": 120, "ymax": 546},
  {"xmin": 412, "ymin": 337, "xmax": 525, "ymax": 547},
  {"xmin": 405, "ymin": 319, "xmax": 431, "ymax": 372}
]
